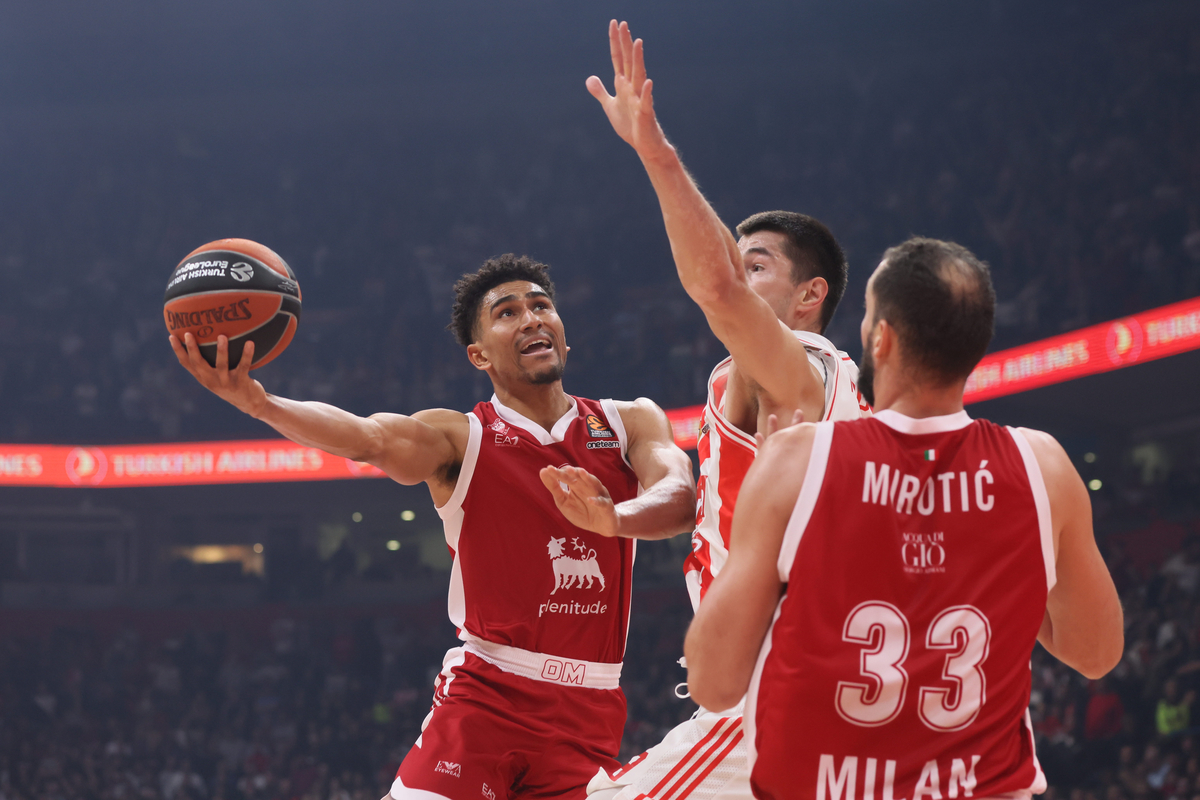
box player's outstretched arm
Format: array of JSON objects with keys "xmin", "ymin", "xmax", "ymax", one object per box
[
  {"xmin": 539, "ymin": 398, "xmax": 695, "ymax": 540},
  {"xmin": 171, "ymin": 333, "xmax": 461, "ymax": 487},
  {"xmin": 1022, "ymin": 428, "xmax": 1124, "ymax": 679},
  {"xmin": 588, "ymin": 20, "xmax": 826, "ymax": 421},
  {"xmin": 685, "ymin": 422, "xmax": 813, "ymax": 711}
]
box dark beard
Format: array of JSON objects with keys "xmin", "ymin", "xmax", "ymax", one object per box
[
  {"xmin": 528, "ymin": 360, "xmax": 565, "ymax": 385},
  {"xmin": 859, "ymin": 334, "xmax": 876, "ymax": 408}
]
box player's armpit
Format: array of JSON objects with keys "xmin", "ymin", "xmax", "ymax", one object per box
[
  {"xmin": 1023, "ymin": 428, "xmax": 1124, "ymax": 679},
  {"xmin": 685, "ymin": 424, "xmax": 814, "ymax": 711},
  {"xmin": 607, "ymin": 398, "xmax": 696, "ymax": 540}
]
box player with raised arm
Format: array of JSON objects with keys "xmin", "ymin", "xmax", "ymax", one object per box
[
  {"xmin": 686, "ymin": 238, "xmax": 1124, "ymax": 800},
  {"xmin": 170, "ymin": 254, "xmax": 696, "ymax": 800},
  {"xmin": 585, "ymin": 20, "xmax": 870, "ymax": 800}
]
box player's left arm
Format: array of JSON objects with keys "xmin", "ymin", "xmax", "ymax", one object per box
[
  {"xmin": 685, "ymin": 422, "xmax": 813, "ymax": 711},
  {"xmin": 539, "ymin": 397, "xmax": 695, "ymax": 540}
]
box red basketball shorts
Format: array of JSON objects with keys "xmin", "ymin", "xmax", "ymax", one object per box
[{"xmin": 392, "ymin": 647, "xmax": 626, "ymax": 800}]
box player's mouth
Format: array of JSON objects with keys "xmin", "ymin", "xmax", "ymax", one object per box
[{"xmin": 519, "ymin": 335, "xmax": 554, "ymax": 356}]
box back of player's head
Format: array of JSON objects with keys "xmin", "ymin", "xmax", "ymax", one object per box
[
  {"xmin": 448, "ymin": 254, "xmax": 557, "ymax": 346},
  {"xmin": 736, "ymin": 210, "xmax": 848, "ymax": 333},
  {"xmin": 874, "ymin": 237, "xmax": 995, "ymax": 384}
]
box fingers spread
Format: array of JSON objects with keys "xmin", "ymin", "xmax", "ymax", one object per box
[
  {"xmin": 215, "ymin": 335, "xmax": 229, "ymax": 373},
  {"xmin": 237, "ymin": 340, "xmax": 256, "ymax": 378},
  {"xmin": 631, "ymin": 38, "xmax": 646, "ymax": 87},
  {"xmin": 608, "ymin": 19, "xmax": 621, "ymax": 78}
]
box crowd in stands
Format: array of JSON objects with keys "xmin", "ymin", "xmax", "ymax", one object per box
[
  {"xmin": 0, "ymin": 0, "xmax": 1195, "ymax": 445},
  {"xmin": 0, "ymin": 593, "xmax": 696, "ymax": 800},
  {"xmin": 7, "ymin": 507, "xmax": 1200, "ymax": 800}
]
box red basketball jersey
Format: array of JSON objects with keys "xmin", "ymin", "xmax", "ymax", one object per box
[
  {"xmin": 685, "ymin": 331, "xmax": 871, "ymax": 611},
  {"xmin": 747, "ymin": 410, "xmax": 1055, "ymax": 800},
  {"xmin": 437, "ymin": 394, "xmax": 641, "ymax": 664}
]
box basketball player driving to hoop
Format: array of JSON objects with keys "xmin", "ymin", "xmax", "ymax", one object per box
[
  {"xmin": 686, "ymin": 238, "xmax": 1123, "ymax": 800},
  {"xmin": 585, "ymin": 20, "xmax": 870, "ymax": 800},
  {"xmin": 170, "ymin": 254, "xmax": 696, "ymax": 800}
]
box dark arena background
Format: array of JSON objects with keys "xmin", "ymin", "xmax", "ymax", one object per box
[{"xmin": 1, "ymin": 1, "xmax": 1198, "ymax": 798}]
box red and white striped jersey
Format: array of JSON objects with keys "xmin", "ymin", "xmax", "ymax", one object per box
[
  {"xmin": 747, "ymin": 410, "xmax": 1055, "ymax": 800},
  {"xmin": 684, "ymin": 330, "xmax": 871, "ymax": 610},
  {"xmin": 437, "ymin": 394, "xmax": 640, "ymax": 664}
]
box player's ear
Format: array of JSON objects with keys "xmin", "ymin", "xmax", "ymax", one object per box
[
  {"xmin": 466, "ymin": 343, "xmax": 491, "ymax": 371},
  {"xmin": 796, "ymin": 276, "xmax": 828, "ymax": 313},
  {"xmin": 873, "ymin": 319, "xmax": 894, "ymax": 361}
]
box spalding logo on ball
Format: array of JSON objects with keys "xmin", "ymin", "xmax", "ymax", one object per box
[{"xmin": 163, "ymin": 239, "xmax": 302, "ymax": 369}]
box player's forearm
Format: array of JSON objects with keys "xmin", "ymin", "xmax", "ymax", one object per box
[
  {"xmin": 684, "ymin": 598, "xmax": 759, "ymax": 711},
  {"xmin": 639, "ymin": 148, "xmax": 745, "ymax": 310},
  {"xmin": 253, "ymin": 394, "xmax": 382, "ymax": 461},
  {"xmin": 1041, "ymin": 598, "xmax": 1124, "ymax": 679},
  {"xmin": 612, "ymin": 474, "xmax": 695, "ymax": 540}
]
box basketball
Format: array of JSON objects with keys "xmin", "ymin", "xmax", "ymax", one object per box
[{"xmin": 163, "ymin": 238, "xmax": 302, "ymax": 370}]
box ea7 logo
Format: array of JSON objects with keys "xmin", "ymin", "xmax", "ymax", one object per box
[
  {"xmin": 482, "ymin": 784, "xmax": 496, "ymax": 800},
  {"xmin": 435, "ymin": 762, "xmax": 461, "ymax": 778}
]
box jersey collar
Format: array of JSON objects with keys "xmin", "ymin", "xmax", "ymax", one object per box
[
  {"xmin": 490, "ymin": 393, "xmax": 579, "ymax": 445},
  {"xmin": 872, "ymin": 408, "xmax": 972, "ymax": 434}
]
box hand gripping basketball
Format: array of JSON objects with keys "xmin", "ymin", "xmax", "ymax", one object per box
[{"xmin": 170, "ymin": 332, "xmax": 269, "ymax": 419}]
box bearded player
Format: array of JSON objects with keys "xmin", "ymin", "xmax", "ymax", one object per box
[
  {"xmin": 170, "ymin": 254, "xmax": 696, "ymax": 800},
  {"xmin": 585, "ymin": 20, "xmax": 870, "ymax": 800},
  {"xmin": 687, "ymin": 238, "xmax": 1123, "ymax": 799}
]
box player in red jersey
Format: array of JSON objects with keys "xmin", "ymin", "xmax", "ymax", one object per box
[
  {"xmin": 686, "ymin": 238, "xmax": 1124, "ymax": 800},
  {"xmin": 586, "ymin": 21, "xmax": 870, "ymax": 800},
  {"xmin": 169, "ymin": 253, "xmax": 696, "ymax": 800}
]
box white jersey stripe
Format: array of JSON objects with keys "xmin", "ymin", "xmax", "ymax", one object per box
[
  {"xmin": 777, "ymin": 421, "xmax": 834, "ymax": 580},
  {"xmin": 1008, "ymin": 427, "xmax": 1057, "ymax": 593}
]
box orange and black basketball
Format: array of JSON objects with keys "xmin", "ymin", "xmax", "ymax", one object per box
[{"xmin": 163, "ymin": 238, "xmax": 301, "ymax": 370}]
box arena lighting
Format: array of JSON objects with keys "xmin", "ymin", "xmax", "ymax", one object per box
[{"xmin": 1, "ymin": 296, "xmax": 1197, "ymax": 488}]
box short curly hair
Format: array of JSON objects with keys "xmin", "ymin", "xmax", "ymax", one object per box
[{"xmin": 447, "ymin": 254, "xmax": 557, "ymax": 347}]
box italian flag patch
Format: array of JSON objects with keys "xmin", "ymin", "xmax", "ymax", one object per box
[{"xmin": 924, "ymin": 449, "xmax": 936, "ymax": 461}]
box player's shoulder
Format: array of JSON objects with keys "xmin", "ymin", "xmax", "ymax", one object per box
[
  {"xmin": 608, "ymin": 397, "xmax": 673, "ymax": 441},
  {"xmin": 608, "ymin": 396, "xmax": 665, "ymax": 416},
  {"xmin": 409, "ymin": 407, "xmax": 471, "ymax": 435}
]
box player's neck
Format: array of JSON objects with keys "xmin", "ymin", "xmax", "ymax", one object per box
[
  {"xmin": 491, "ymin": 382, "xmax": 573, "ymax": 431},
  {"xmin": 872, "ymin": 380, "xmax": 965, "ymax": 419}
]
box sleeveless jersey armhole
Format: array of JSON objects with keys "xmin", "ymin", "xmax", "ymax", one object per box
[
  {"xmin": 777, "ymin": 421, "xmax": 835, "ymax": 581},
  {"xmin": 1007, "ymin": 427, "xmax": 1057, "ymax": 593},
  {"xmin": 599, "ymin": 398, "xmax": 632, "ymax": 468},
  {"xmin": 436, "ymin": 413, "xmax": 483, "ymax": 531}
]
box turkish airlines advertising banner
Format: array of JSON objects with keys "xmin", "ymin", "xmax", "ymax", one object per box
[
  {"xmin": 0, "ymin": 440, "xmax": 385, "ymax": 488},
  {"xmin": 962, "ymin": 295, "xmax": 1200, "ymax": 403},
  {"xmin": 2, "ymin": 296, "xmax": 1197, "ymax": 487}
]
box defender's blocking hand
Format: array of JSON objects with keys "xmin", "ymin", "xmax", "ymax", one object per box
[
  {"xmin": 539, "ymin": 464, "xmax": 620, "ymax": 538},
  {"xmin": 587, "ymin": 20, "xmax": 671, "ymax": 160},
  {"xmin": 170, "ymin": 333, "xmax": 268, "ymax": 418}
]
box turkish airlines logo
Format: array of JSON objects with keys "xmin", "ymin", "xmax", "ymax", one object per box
[
  {"xmin": 66, "ymin": 448, "xmax": 108, "ymax": 486},
  {"xmin": 1106, "ymin": 318, "xmax": 1144, "ymax": 366}
]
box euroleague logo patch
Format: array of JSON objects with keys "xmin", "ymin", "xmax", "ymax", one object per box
[
  {"xmin": 586, "ymin": 414, "xmax": 614, "ymax": 438},
  {"xmin": 229, "ymin": 262, "xmax": 255, "ymax": 282}
]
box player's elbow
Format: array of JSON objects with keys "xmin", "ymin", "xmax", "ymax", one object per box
[
  {"xmin": 1077, "ymin": 633, "xmax": 1125, "ymax": 680},
  {"xmin": 686, "ymin": 669, "xmax": 744, "ymax": 714},
  {"xmin": 685, "ymin": 269, "xmax": 743, "ymax": 312}
]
